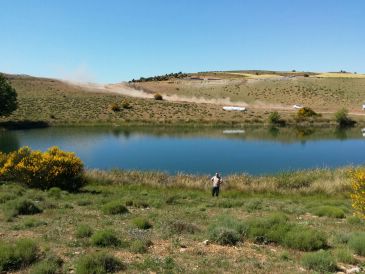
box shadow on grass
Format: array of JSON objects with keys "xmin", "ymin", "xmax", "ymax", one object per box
[{"xmin": 0, "ymin": 120, "xmax": 50, "ymax": 130}]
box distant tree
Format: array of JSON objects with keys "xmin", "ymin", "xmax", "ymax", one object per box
[
  {"xmin": 335, "ymin": 108, "xmax": 356, "ymax": 127},
  {"xmin": 0, "ymin": 74, "xmax": 18, "ymax": 117}
]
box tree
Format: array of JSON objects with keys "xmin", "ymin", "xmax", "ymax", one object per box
[
  {"xmin": 0, "ymin": 74, "xmax": 17, "ymax": 117},
  {"xmin": 335, "ymin": 108, "xmax": 355, "ymax": 127}
]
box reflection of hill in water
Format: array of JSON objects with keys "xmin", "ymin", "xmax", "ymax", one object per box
[{"xmin": 0, "ymin": 126, "xmax": 364, "ymax": 154}]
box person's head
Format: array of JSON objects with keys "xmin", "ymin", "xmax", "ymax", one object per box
[{"xmin": 216, "ymin": 172, "xmax": 220, "ymax": 177}]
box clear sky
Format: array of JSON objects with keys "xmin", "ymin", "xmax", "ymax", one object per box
[{"xmin": 1, "ymin": 0, "xmax": 364, "ymax": 83}]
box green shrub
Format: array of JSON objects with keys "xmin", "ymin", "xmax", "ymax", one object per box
[
  {"xmin": 76, "ymin": 224, "xmax": 93, "ymax": 238},
  {"xmin": 91, "ymin": 230, "xmax": 121, "ymax": 247},
  {"xmin": 334, "ymin": 247, "xmax": 356, "ymax": 264},
  {"xmin": 102, "ymin": 201, "xmax": 129, "ymax": 215},
  {"xmin": 283, "ymin": 226, "xmax": 327, "ymax": 251},
  {"xmin": 121, "ymin": 100, "xmax": 132, "ymax": 109},
  {"xmin": 301, "ymin": 250, "xmax": 337, "ymax": 273},
  {"xmin": 77, "ymin": 199, "xmax": 93, "ymax": 206},
  {"xmin": 130, "ymin": 239, "xmax": 151, "ymax": 254},
  {"xmin": 47, "ymin": 187, "xmax": 62, "ymax": 199},
  {"xmin": 0, "ymin": 74, "xmax": 18, "ymax": 117},
  {"xmin": 209, "ymin": 227, "xmax": 240, "ymax": 246},
  {"xmin": 30, "ymin": 255, "xmax": 63, "ymax": 274},
  {"xmin": 348, "ymin": 232, "xmax": 365, "ymax": 256},
  {"xmin": 0, "ymin": 238, "xmax": 39, "ymax": 272},
  {"xmin": 22, "ymin": 217, "xmax": 47, "ymax": 229},
  {"xmin": 5, "ymin": 198, "xmax": 42, "ymax": 219},
  {"xmin": 268, "ymin": 112, "xmax": 284, "ymax": 125},
  {"xmin": 76, "ymin": 252, "xmax": 125, "ymax": 274},
  {"xmin": 312, "ymin": 206, "xmax": 345, "ymax": 218},
  {"xmin": 296, "ymin": 107, "xmax": 319, "ymax": 119},
  {"xmin": 154, "ymin": 93, "xmax": 163, "ymax": 100},
  {"xmin": 133, "ymin": 217, "xmax": 152, "ymax": 230},
  {"xmin": 347, "ymin": 215, "xmax": 364, "ymax": 225},
  {"xmin": 0, "ymin": 146, "xmax": 85, "ymax": 191},
  {"xmin": 335, "ymin": 108, "xmax": 356, "ymax": 127}
]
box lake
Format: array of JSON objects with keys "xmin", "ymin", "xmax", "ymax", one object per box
[{"xmin": 0, "ymin": 126, "xmax": 364, "ymax": 175}]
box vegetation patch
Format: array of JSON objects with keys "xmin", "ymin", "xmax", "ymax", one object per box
[
  {"xmin": 76, "ymin": 252, "xmax": 125, "ymax": 274},
  {"xmin": 311, "ymin": 205, "xmax": 345, "ymax": 218},
  {"xmin": 102, "ymin": 201, "xmax": 129, "ymax": 215},
  {"xmin": 29, "ymin": 255, "xmax": 63, "ymax": 274},
  {"xmin": 301, "ymin": 250, "xmax": 337, "ymax": 273},
  {"xmin": 208, "ymin": 215, "xmax": 246, "ymax": 246},
  {"xmin": 91, "ymin": 229, "xmax": 121, "ymax": 247},
  {"xmin": 348, "ymin": 232, "xmax": 365, "ymax": 256},
  {"xmin": 167, "ymin": 220, "xmax": 200, "ymax": 235},
  {"xmin": 133, "ymin": 217, "xmax": 152, "ymax": 230},
  {"xmin": 0, "ymin": 238, "xmax": 39, "ymax": 272},
  {"xmin": 334, "ymin": 247, "xmax": 356, "ymax": 264},
  {"xmin": 4, "ymin": 198, "xmax": 42, "ymax": 219},
  {"xmin": 76, "ymin": 224, "xmax": 93, "ymax": 238}
]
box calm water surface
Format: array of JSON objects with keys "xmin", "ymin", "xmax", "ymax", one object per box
[{"xmin": 0, "ymin": 126, "xmax": 364, "ymax": 175}]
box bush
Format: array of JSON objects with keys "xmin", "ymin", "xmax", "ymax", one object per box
[
  {"xmin": 102, "ymin": 201, "xmax": 129, "ymax": 215},
  {"xmin": 268, "ymin": 112, "xmax": 284, "ymax": 125},
  {"xmin": 76, "ymin": 252, "xmax": 125, "ymax": 274},
  {"xmin": 121, "ymin": 100, "xmax": 132, "ymax": 109},
  {"xmin": 335, "ymin": 108, "xmax": 355, "ymax": 127},
  {"xmin": 133, "ymin": 217, "xmax": 152, "ymax": 230},
  {"xmin": 48, "ymin": 187, "xmax": 62, "ymax": 199},
  {"xmin": 129, "ymin": 239, "xmax": 151, "ymax": 254},
  {"xmin": 296, "ymin": 107, "xmax": 319, "ymax": 120},
  {"xmin": 301, "ymin": 250, "xmax": 337, "ymax": 273},
  {"xmin": 283, "ymin": 226, "xmax": 327, "ymax": 251},
  {"xmin": 334, "ymin": 247, "xmax": 356, "ymax": 264},
  {"xmin": 351, "ymin": 169, "xmax": 365, "ymax": 219},
  {"xmin": 312, "ymin": 206, "xmax": 345, "ymax": 218},
  {"xmin": 167, "ymin": 220, "xmax": 200, "ymax": 235},
  {"xmin": 0, "ymin": 146, "xmax": 85, "ymax": 191},
  {"xmin": 154, "ymin": 93, "xmax": 163, "ymax": 100},
  {"xmin": 0, "ymin": 74, "xmax": 18, "ymax": 117},
  {"xmin": 0, "ymin": 238, "xmax": 39, "ymax": 272},
  {"xmin": 91, "ymin": 230, "xmax": 121, "ymax": 247},
  {"xmin": 110, "ymin": 103, "xmax": 120, "ymax": 112},
  {"xmin": 348, "ymin": 232, "xmax": 365, "ymax": 256},
  {"xmin": 76, "ymin": 224, "xmax": 93, "ymax": 238},
  {"xmin": 5, "ymin": 198, "xmax": 43, "ymax": 219},
  {"xmin": 209, "ymin": 227, "xmax": 240, "ymax": 246},
  {"xmin": 30, "ymin": 255, "xmax": 63, "ymax": 274}
]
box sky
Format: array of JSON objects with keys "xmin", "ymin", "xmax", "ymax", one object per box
[{"xmin": 1, "ymin": 0, "xmax": 364, "ymax": 83}]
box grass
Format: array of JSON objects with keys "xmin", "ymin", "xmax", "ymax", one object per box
[
  {"xmin": 76, "ymin": 252, "xmax": 125, "ymax": 274},
  {"xmin": 101, "ymin": 201, "xmax": 129, "ymax": 215},
  {"xmin": 301, "ymin": 250, "xmax": 337, "ymax": 272},
  {"xmin": 29, "ymin": 255, "xmax": 63, "ymax": 274},
  {"xmin": 4, "ymin": 198, "xmax": 43, "ymax": 219},
  {"xmin": 0, "ymin": 169, "xmax": 364, "ymax": 273},
  {"xmin": 311, "ymin": 205, "xmax": 346, "ymax": 218}
]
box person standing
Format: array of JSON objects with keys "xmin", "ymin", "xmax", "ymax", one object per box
[{"xmin": 211, "ymin": 172, "xmax": 223, "ymax": 197}]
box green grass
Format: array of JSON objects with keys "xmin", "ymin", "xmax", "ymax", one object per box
[
  {"xmin": 301, "ymin": 250, "xmax": 337, "ymax": 273},
  {"xmin": 4, "ymin": 198, "xmax": 43, "ymax": 219},
  {"xmin": 76, "ymin": 252, "xmax": 125, "ymax": 274},
  {"xmin": 311, "ymin": 205, "xmax": 346, "ymax": 218},
  {"xmin": 0, "ymin": 169, "xmax": 363, "ymax": 273},
  {"xmin": 29, "ymin": 255, "xmax": 63, "ymax": 274},
  {"xmin": 101, "ymin": 201, "xmax": 129, "ymax": 215},
  {"xmin": 348, "ymin": 232, "xmax": 365, "ymax": 256}
]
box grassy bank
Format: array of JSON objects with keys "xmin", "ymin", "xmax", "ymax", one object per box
[{"xmin": 1, "ymin": 168, "xmax": 364, "ymax": 273}]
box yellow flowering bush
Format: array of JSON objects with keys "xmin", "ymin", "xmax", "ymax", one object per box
[
  {"xmin": 0, "ymin": 146, "xmax": 84, "ymax": 191},
  {"xmin": 351, "ymin": 169, "xmax": 365, "ymax": 219}
]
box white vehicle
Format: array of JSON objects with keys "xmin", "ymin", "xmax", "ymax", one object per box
[
  {"xmin": 222, "ymin": 106, "xmax": 246, "ymax": 112},
  {"xmin": 293, "ymin": 104, "xmax": 303, "ymax": 109}
]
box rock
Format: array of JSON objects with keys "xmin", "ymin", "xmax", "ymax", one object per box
[
  {"xmin": 346, "ymin": 267, "xmax": 360, "ymax": 273},
  {"xmin": 203, "ymin": 240, "xmax": 209, "ymax": 245}
]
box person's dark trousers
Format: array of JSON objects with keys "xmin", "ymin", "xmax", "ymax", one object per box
[{"xmin": 212, "ymin": 186, "xmax": 220, "ymax": 197}]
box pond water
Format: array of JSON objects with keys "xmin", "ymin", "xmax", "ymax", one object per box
[{"xmin": 0, "ymin": 126, "xmax": 365, "ymax": 175}]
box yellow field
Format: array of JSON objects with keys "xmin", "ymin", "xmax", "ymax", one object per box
[{"xmin": 315, "ymin": 72, "xmax": 365, "ymax": 78}]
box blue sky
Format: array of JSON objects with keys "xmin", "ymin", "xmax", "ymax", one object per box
[{"xmin": 1, "ymin": 0, "xmax": 364, "ymax": 83}]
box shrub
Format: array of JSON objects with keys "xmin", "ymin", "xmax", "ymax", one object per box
[
  {"xmin": 268, "ymin": 112, "xmax": 284, "ymax": 125},
  {"xmin": 283, "ymin": 226, "xmax": 327, "ymax": 251},
  {"xmin": 335, "ymin": 108, "xmax": 355, "ymax": 127},
  {"xmin": 296, "ymin": 107, "xmax": 318, "ymax": 120},
  {"xmin": 130, "ymin": 239, "xmax": 151, "ymax": 254},
  {"xmin": 91, "ymin": 230, "xmax": 121, "ymax": 247},
  {"xmin": 102, "ymin": 201, "xmax": 129, "ymax": 215},
  {"xmin": 76, "ymin": 252, "xmax": 125, "ymax": 274},
  {"xmin": 110, "ymin": 103, "xmax": 120, "ymax": 112},
  {"xmin": 76, "ymin": 224, "xmax": 93, "ymax": 238},
  {"xmin": 351, "ymin": 169, "xmax": 365, "ymax": 219},
  {"xmin": 347, "ymin": 215, "xmax": 363, "ymax": 225},
  {"xmin": 133, "ymin": 217, "xmax": 152, "ymax": 230},
  {"xmin": 167, "ymin": 220, "xmax": 200, "ymax": 235},
  {"xmin": 301, "ymin": 250, "xmax": 337, "ymax": 273},
  {"xmin": 21, "ymin": 217, "xmax": 47, "ymax": 229},
  {"xmin": 0, "ymin": 238, "xmax": 39, "ymax": 272},
  {"xmin": 48, "ymin": 187, "xmax": 62, "ymax": 199},
  {"xmin": 209, "ymin": 227, "xmax": 240, "ymax": 246},
  {"xmin": 30, "ymin": 255, "xmax": 63, "ymax": 274},
  {"xmin": 5, "ymin": 198, "xmax": 42, "ymax": 219},
  {"xmin": 348, "ymin": 232, "xmax": 365, "ymax": 256},
  {"xmin": 312, "ymin": 206, "xmax": 345, "ymax": 218},
  {"xmin": 0, "ymin": 146, "xmax": 85, "ymax": 191},
  {"xmin": 154, "ymin": 93, "xmax": 163, "ymax": 100},
  {"xmin": 334, "ymin": 247, "xmax": 356, "ymax": 264}
]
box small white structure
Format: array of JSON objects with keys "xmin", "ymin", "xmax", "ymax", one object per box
[
  {"xmin": 293, "ymin": 104, "xmax": 303, "ymax": 109},
  {"xmin": 223, "ymin": 129, "xmax": 245, "ymax": 134},
  {"xmin": 223, "ymin": 106, "xmax": 246, "ymax": 112},
  {"xmin": 362, "ymin": 128, "xmax": 365, "ymax": 137},
  {"xmin": 362, "ymin": 104, "xmax": 365, "ymax": 110}
]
